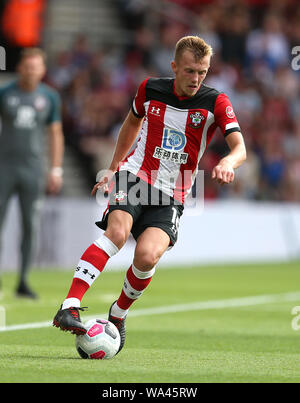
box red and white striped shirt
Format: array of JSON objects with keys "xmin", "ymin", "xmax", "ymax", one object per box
[{"xmin": 119, "ymin": 77, "xmax": 241, "ymax": 204}]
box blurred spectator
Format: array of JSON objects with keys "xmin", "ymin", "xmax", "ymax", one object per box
[
  {"xmin": 47, "ymin": 51, "xmax": 76, "ymax": 90},
  {"xmin": 192, "ymin": 13, "xmax": 221, "ymax": 56},
  {"xmin": 44, "ymin": 0, "xmax": 300, "ymax": 202},
  {"xmin": 260, "ymin": 129, "xmax": 286, "ymax": 200},
  {"xmin": 219, "ymin": 6, "xmax": 250, "ymax": 66},
  {"xmin": 127, "ymin": 26, "xmax": 156, "ymax": 71},
  {"xmin": 205, "ymin": 54, "xmax": 239, "ymax": 95},
  {"xmin": 151, "ymin": 23, "xmax": 187, "ymax": 76},
  {"xmin": 245, "ymin": 13, "xmax": 290, "ymax": 72},
  {"xmin": 282, "ymin": 120, "xmax": 300, "ymax": 201},
  {"xmin": 70, "ymin": 34, "xmax": 93, "ymax": 70},
  {"xmin": 116, "ymin": 0, "xmax": 149, "ymax": 30},
  {"xmin": 230, "ymin": 80, "xmax": 262, "ymax": 127}
]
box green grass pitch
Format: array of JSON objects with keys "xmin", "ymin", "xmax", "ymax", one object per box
[{"xmin": 0, "ymin": 261, "xmax": 300, "ymax": 383}]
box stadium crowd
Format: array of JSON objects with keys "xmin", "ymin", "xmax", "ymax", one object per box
[{"xmin": 45, "ymin": 0, "xmax": 300, "ymax": 202}]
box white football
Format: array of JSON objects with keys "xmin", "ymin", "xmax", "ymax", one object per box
[{"xmin": 75, "ymin": 318, "xmax": 120, "ymax": 359}]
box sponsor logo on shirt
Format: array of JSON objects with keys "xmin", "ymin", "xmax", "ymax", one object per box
[
  {"xmin": 153, "ymin": 128, "xmax": 188, "ymax": 164},
  {"xmin": 14, "ymin": 106, "xmax": 37, "ymax": 129}
]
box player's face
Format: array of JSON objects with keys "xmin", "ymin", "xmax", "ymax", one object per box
[
  {"xmin": 18, "ymin": 56, "xmax": 46, "ymax": 87},
  {"xmin": 171, "ymin": 50, "xmax": 210, "ymax": 97}
]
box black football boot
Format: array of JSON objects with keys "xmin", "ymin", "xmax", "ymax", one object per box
[
  {"xmin": 53, "ymin": 305, "xmax": 87, "ymax": 335},
  {"xmin": 108, "ymin": 301, "xmax": 127, "ymax": 354}
]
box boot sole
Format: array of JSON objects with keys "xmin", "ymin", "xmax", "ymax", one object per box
[{"xmin": 53, "ymin": 319, "xmax": 87, "ymax": 335}]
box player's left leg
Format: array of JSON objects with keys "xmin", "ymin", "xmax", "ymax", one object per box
[
  {"xmin": 111, "ymin": 227, "xmax": 170, "ymax": 316},
  {"xmin": 16, "ymin": 170, "xmax": 42, "ymax": 298},
  {"xmin": 108, "ymin": 227, "xmax": 170, "ymax": 353},
  {"xmin": 0, "ymin": 166, "xmax": 17, "ymax": 298},
  {"xmin": 111, "ymin": 202, "xmax": 183, "ymax": 318}
]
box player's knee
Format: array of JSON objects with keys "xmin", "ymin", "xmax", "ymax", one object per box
[
  {"xmin": 134, "ymin": 249, "xmax": 162, "ymax": 271},
  {"xmin": 104, "ymin": 227, "xmax": 127, "ymax": 249}
]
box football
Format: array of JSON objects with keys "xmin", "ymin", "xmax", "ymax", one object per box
[{"xmin": 75, "ymin": 318, "xmax": 121, "ymax": 359}]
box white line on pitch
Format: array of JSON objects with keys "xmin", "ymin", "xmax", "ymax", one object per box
[{"xmin": 0, "ymin": 291, "xmax": 300, "ymax": 333}]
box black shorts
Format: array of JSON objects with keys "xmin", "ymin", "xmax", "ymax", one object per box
[{"xmin": 95, "ymin": 171, "xmax": 184, "ymax": 247}]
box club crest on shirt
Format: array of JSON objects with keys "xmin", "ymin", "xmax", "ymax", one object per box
[
  {"xmin": 114, "ymin": 190, "xmax": 127, "ymax": 202},
  {"xmin": 189, "ymin": 111, "xmax": 205, "ymax": 128},
  {"xmin": 34, "ymin": 96, "xmax": 47, "ymax": 110}
]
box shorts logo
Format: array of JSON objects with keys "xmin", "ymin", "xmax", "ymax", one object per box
[
  {"xmin": 153, "ymin": 128, "xmax": 188, "ymax": 164},
  {"xmin": 226, "ymin": 106, "xmax": 235, "ymax": 118},
  {"xmin": 189, "ymin": 111, "xmax": 205, "ymax": 128},
  {"xmin": 114, "ymin": 190, "xmax": 127, "ymax": 202}
]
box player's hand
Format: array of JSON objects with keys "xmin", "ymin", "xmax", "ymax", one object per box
[
  {"xmin": 91, "ymin": 169, "xmax": 114, "ymax": 196},
  {"xmin": 211, "ymin": 161, "xmax": 234, "ymax": 186},
  {"xmin": 47, "ymin": 172, "xmax": 63, "ymax": 194}
]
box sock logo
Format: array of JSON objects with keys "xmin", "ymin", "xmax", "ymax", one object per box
[
  {"xmin": 76, "ymin": 266, "xmax": 96, "ymax": 280},
  {"xmin": 123, "ymin": 279, "xmax": 143, "ymax": 299}
]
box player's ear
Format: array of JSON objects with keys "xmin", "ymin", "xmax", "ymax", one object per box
[
  {"xmin": 171, "ymin": 60, "xmax": 177, "ymax": 74},
  {"xmin": 41, "ymin": 63, "xmax": 47, "ymax": 77}
]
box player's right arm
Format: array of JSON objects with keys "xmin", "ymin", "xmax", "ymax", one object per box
[
  {"xmin": 91, "ymin": 109, "xmax": 143, "ymax": 195},
  {"xmin": 108, "ymin": 109, "xmax": 144, "ymax": 172},
  {"xmin": 92, "ymin": 78, "xmax": 148, "ymax": 195}
]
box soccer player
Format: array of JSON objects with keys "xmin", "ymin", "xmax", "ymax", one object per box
[
  {"xmin": 0, "ymin": 48, "xmax": 64, "ymax": 298},
  {"xmin": 53, "ymin": 36, "xmax": 246, "ymax": 354}
]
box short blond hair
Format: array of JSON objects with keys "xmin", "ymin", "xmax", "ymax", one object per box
[
  {"xmin": 174, "ymin": 36, "xmax": 213, "ymax": 63},
  {"xmin": 19, "ymin": 47, "xmax": 47, "ymax": 64}
]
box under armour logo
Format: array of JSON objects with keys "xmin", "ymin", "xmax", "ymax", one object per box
[
  {"xmin": 83, "ymin": 268, "xmax": 96, "ymax": 280},
  {"xmin": 76, "ymin": 266, "xmax": 95, "ymax": 280},
  {"xmin": 150, "ymin": 106, "xmax": 160, "ymax": 116}
]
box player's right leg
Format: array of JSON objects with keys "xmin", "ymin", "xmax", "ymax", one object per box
[
  {"xmin": 0, "ymin": 167, "xmax": 16, "ymax": 298},
  {"xmin": 53, "ymin": 210, "xmax": 133, "ymax": 335}
]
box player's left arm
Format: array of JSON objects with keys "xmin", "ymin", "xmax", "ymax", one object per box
[
  {"xmin": 212, "ymin": 93, "xmax": 247, "ymax": 185},
  {"xmin": 212, "ymin": 131, "xmax": 246, "ymax": 185},
  {"xmin": 47, "ymin": 121, "xmax": 65, "ymax": 194},
  {"xmin": 45, "ymin": 87, "xmax": 64, "ymax": 194}
]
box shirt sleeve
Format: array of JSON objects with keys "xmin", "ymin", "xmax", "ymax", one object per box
[
  {"xmin": 131, "ymin": 77, "xmax": 149, "ymax": 118},
  {"xmin": 46, "ymin": 88, "xmax": 62, "ymax": 125},
  {"xmin": 214, "ymin": 93, "xmax": 241, "ymax": 137}
]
